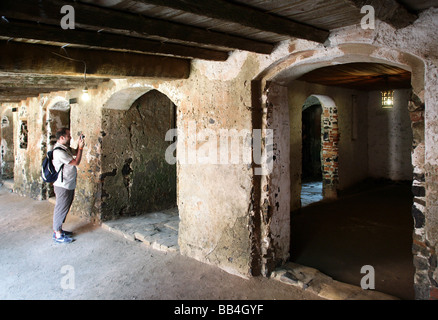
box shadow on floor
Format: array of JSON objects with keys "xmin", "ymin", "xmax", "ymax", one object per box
[{"xmin": 291, "ymin": 179, "xmax": 415, "ymax": 300}]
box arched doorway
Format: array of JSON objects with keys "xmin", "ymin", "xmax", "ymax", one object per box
[
  {"xmin": 251, "ymin": 44, "xmax": 425, "ymax": 299},
  {"xmin": 301, "ymin": 95, "xmax": 339, "ymax": 207},
  {"xmin": 100, "ymin": 89, "xmax": 177, "ymax": 221},
  {"xmin": 301, "ymin": 101, "xmax": 323, "ymax": 207},
  {"xmin": 44, "ymin": 98, "xmax": 71, "ymax": 199},
  {"xmin": 47, "ymin": 99, "xmax": 71, "ymax": 148},
  {"xmin": 302, "ymin": 97, "xmax": 322, "ymax": 185}
]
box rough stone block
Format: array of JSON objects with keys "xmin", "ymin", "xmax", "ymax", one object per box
[{"xmin": 412, "ymin": 206, "xmax": 426, "ymax": 228}]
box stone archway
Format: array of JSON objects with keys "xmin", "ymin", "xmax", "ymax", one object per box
[
  {"xmin": 251, "ymin": 43, "xmax": 426, "ymax": 293},
  {"xmin": 47, "ymin": 98, "xmax": 71, "ymax": 148},
  {"xmin": 42, "ymin": 97, "xmax": 71, "ymax": 199}
]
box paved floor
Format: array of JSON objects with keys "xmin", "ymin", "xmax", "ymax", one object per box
[
  {"xmin": 93, "ymin": 182, "xmax": 401, "ymax": 300},
  {"xmin": 0, "ymin": 179, "xmax": 401, "ymax": 300},
  {"xmin": 101, "ymin": 211, "xmax": 398, "ymax": 300},
  {"xmin": 0, "ymin": 181, "xmax": 322, "ymax": 301},
  {"xmin": 101, "ymin": 207, "xmax": 180, "ymax": 253}
]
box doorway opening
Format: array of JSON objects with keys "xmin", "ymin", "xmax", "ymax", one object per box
[
  {"xmin": 256, "ymin": 55, "xmax": 419, "ymax": 299},
  {"xmin": 46, "ymin": 99, "xmax": 71, "ymax": 199},
  {"xmin": 288, "ymin": 80, "xmax": 415, "ymax": 299},
  {"xmin": 301, "ymin": 96, "xmax": 323, "ymax": 207}
]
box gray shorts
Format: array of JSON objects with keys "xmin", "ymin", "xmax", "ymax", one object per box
[{"xmin": 53, "ymin": 186, "xmax": 75, "ymax": 232}]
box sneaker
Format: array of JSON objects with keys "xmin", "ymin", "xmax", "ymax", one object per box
[
  {"xmin": 52, "ymin": 230, "xmax": 73, "ymax": 239},
  {"xmin": 62, "ymin": 230, "xmax": 74, "ymax": 236},
  {"xmin": 53, "ymin": 234, "xmax": 74, "ymax": 243}
]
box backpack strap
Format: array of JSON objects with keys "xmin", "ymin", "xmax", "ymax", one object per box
[{"xmin": 52, "ymin": 147, "xmax": 67, "ymax": 183}]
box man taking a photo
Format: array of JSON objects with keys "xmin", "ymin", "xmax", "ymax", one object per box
[{"xmin": 52, "ymin": 128, "xmax": 85, "ymax": 243}]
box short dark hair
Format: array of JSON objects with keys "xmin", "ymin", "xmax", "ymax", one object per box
[{"xmin": 56, "ymin": 128, "xmax": 70, "ymax": 140}]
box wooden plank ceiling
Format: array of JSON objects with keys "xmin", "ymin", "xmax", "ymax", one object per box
[
  {"xmin": 0, "ymin": 0, "xmax": 434, "ymax": 103},
  {"xmin": 297, "ymin": 62, "xmax": 412, "ymax": 91}
]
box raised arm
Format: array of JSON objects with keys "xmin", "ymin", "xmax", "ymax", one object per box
[{"xmin": 69, "ymin": 136, "xmax": 85, "ymax": 166}]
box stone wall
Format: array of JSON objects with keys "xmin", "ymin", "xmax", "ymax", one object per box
[
  {"xmin": 12, "ymin": 97, "xmax": 45, "ymax": 199},
  {"xmin": 368, "ymin": 89, "xmax": 413, "ymax": 181},
  {"xmin": 87, "ymin": 51, "xmax": 264, "ymax": 277},
  {"xmin": 1, "ymin": 108, "xmax": 14, "ymax": 179},
  {"xmin": 2, "ymin": 7, "xmax": 438, "ymax": 298}
]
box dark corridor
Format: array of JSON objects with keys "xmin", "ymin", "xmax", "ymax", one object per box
[
  {"xmin": 290, "ymin": 179, "xmax": 415, "ymax": 300},
  {"xmin": 302, "ymin": 104, "xmax": 322, "ymax": 182}
]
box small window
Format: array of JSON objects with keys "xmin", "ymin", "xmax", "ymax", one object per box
[{"xmin": 19, "ymin": 121, "xmax": 28, "ymax": 149}]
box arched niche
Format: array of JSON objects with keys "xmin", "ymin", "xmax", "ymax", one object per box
[
  {"xmin": 100, "ymin": 88, "xmax": 178, "ymax": 221},
  {"xmin": 104, "ymin": 87, "xmax": 157, "ymax": 111}
]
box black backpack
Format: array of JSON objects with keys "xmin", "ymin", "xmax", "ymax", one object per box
[{"xmin": 41, "ymin": 147, "xmax": 65, "ymax": 183}]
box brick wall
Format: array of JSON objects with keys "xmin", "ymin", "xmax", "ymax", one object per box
[{"xmin": 322, "ymin": 104, "xmax": 339, "ymax": 199}]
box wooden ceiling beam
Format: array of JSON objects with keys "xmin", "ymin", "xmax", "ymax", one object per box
[
  {"xmin": 0, "ymin": 73, "xmax": 109, "ymax": 88},
  {"xmin": 0, "ymin": 0, "xmax": 274, "ymax": 54},
  {"xmin": 137, "ymin": 0, "xmax": 329, "ymax": 43},
  {"xmin": 0, "ymin": 88, "xmax": 68, "ymax": 95},
  {"xmin": 0, "ymin": 41, "xmax": 190, "ymax": 79},
  {"xmin": 0, "ymin": 94, "xmax": 39, "ymax": 101},
  {"xmin": 0, "ymin": 20, "xmax": 229, "ymax": 61},
  {"xmin": 0, "ymin": 99, "xmax": 30, "ymax": 104},
  {"xmin": 0, "ymin": 88, "xmax": 70, "ymax": 104}
]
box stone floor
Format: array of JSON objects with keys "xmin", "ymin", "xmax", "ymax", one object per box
[
  {"xmin": 301, "ymin": 181, "xmax": 323, "ymax": 207},
  {"xmin": 1, "ymin": 178, "xmax": 403, "ymax": 300},
  {"xmin": 1, "ymin": 181, "xmax": 327, "ymax": 301},
  {"xmin": 98, "ymin": 182, "xmax": 402, "ymax": 300},
  {"xmin": 101, "ymin": 208, "xmax": 180, "ymax": 253},
  {"xmin": 271, "ymin": 262, "xmax": 397, "ymax": 300},
  {"xmin": 100, "ymin": 208, "xmax": 398, "ymax": 300}
]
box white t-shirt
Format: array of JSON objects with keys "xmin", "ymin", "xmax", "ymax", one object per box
[{"xmin": 52, "ymin": 142, "xmax": 78, "ymax": 190}]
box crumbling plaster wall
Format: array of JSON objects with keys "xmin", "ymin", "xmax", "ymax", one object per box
[
  {"xmin": 369, "ymin": 9, "xmax": 438, "ymax": 300},
  {"xmin": 9, "ymin": 88, "xmax": 102, "ymax": 218},
  {"xmin": 93, "ymin": 52, "xmax": 277, "ymax": 277},
  {"xmin": 1, "ymin": 108, "xmax": 14, "ymax": 179},
  {"xmin": 12, "ymin": 96, "xmax": 45, "ymax": 199},
  {"xmin": 67, "ymin": 85, "xmax": 114, "ymax": 223}
]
